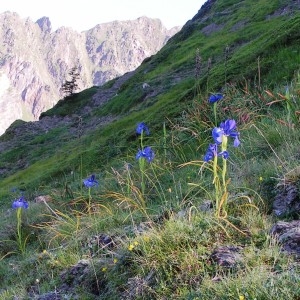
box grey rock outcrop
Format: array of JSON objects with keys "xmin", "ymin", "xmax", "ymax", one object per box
[
  {"xmin": 210, "ymin": 245, "xmax": 243, "ymax": 268},
  {"xmin": 273, "ymin": 181, "xmax": 300, "ymax": 217},
  {"xmin": 0, "ymin": 12, "xmax": 180, "ymax": 135},
  {"xmin": 270, "ymin": 220, "xmax": 300, "ymax": 256},
  {"xmin": 271, "ymin": 171, "xmax": 300, "ymax": 257}
]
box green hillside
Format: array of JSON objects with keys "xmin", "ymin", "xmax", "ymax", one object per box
[{"xmin": 1, "ymin": 0, "xmax": 300, "ymax": 298}]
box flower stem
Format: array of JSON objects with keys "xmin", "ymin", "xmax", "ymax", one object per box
[
  {"xmin": 213, "ymin": 102, "xmax": 217, "ymax": 126},
  {"xmin": 139, "ymin": 130, "xmax": 146, "ymax": 195},
  {"xmin": 221, "ymin": 135, "xmax": 228, "ymax": 216},
  {"xmin": 139, "ymin": 158, "xmax": 146, "ymax": 195},
  {"xmin": 140, "ymin": 130, "xmax": 144, "ymax": 149},
  {"xmin": 212, "ymin": 155, "xmax": 220, "ymax": 216},
  {"xmin": 88, "ymin": 187, "xmax": 92, "ymax": 214},
  {"xmin": 16, "ymin": 208, "xmax": 25, "ymax": 254}
]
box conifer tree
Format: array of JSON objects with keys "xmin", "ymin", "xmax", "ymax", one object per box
[{"xmin": 60, "ymin": 67, "xmax": 80, "ymax": 98}]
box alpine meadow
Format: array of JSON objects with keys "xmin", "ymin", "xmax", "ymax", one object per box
[{"xmin": 1, "ymin": 0, "xmax": 300, "ymax": 299}]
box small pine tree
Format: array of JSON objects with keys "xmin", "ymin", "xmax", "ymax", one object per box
[{"xmin": 60, "ymin": 67, "xmax": 80, "ymax": 98}]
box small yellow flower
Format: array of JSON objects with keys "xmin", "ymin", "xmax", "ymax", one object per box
[
  {"xmin": 259, "ymin": 176, "xmax": 263, "ymax": 181},
  {"xmin": 102, "ymin": 267, "xmax": 107, "ymax": 272},
  {"xmin": 239, "ymin": 295, "xmax": 245, "ymax": 300},
  {"xmin": 38, "ymin": 249, "xmax": 49, "ymax": 259},
  {"xmin": 113, "ymin": 258, "xmax": 118, "ymax": 264},
  {"xmin": 143, "ymin": 236, "xmax": 150, "ymax": 242},
  {"xmin": 128, "ymin": 244, "xmax": 134, "ymax": 251},
  {"xmin": 133, "ymin": 241, "xmax": 139, "ymax": 246}
]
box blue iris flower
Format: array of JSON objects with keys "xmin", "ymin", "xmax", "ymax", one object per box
[
  {"xmin": 219, "ymin": 150, "xmax": 229, "ymax": 159},
  {"xmin": 209, "ymin": 94, "xmax": 223, "ymax": 103},
  {"xmin": 83, "ymin": 174, "xmax": 99, "ymax": 188},
  {"xmin": 136, "ymin": 146, "xmax": 155, "ymax": 163},
  {"xmin": 212, "ymin": 127, "xmax": 224, "ymax": 144},
  {"xmin": 12, "ymin": 196, "xmax": 29, "ymax": 209},
  {"xmin": 204, "ymin": 143, "xmax": 217, "ymax": 162},
  {"xmin": 136, "ymin": 122, "xmax": 150, "ymax": 135},
  {"xmin": 212, "ymin": 119, "xmax": 240, "ymax": 147},
  {"xmin": 204, "ymin": 143, "xmax": 229, "ymax": 162}
]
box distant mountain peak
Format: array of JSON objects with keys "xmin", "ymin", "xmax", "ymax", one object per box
[
  {"xmin": 0, "ymin": 13, "xmax": 180, "ymax": 135},
  {"xmin": 36, "ymin": 16, "xmax": 52, "ymax": 33}
]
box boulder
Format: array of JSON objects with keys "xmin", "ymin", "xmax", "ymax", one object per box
[
  {"xmin": 210, "ymin": 245, "xmax": 243, "ymax": 267},
  {"xmin": 270, "ymin": 220, "xmax": 300, "ymax": 256},
  {"xmin": 273, "ymin": 182, "xmax": 300, "ymax": 217}
]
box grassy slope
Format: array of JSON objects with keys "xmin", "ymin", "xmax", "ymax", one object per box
[
  {"xmin": 0, "ymin": 0, "xmax": 299, "ymax": 200},
  {"xmin": 1, "ymin": 0, "xmax": 300, "ymax": 298}
]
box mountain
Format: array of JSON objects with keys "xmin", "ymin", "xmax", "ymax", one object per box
[
  {"xmin": 0, "ymin": 12, "xmax": 180, "ymax": 135},
  {"xmin": 1, "ymin": 0, "xmax": 300, "ymax": 298}
]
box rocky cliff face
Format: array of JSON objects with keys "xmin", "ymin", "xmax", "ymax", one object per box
[{"xmin": 0, "ymin": 12, "xmax": 180, "ymax": 135}]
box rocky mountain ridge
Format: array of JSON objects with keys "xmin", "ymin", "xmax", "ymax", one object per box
[{"xmin": 0, "ymin": 12, "xmax": 180, "ymax": 135}]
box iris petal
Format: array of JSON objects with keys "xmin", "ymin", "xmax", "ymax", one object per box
[
  {"xmin": 212, "ymin": 127, "xmax": 223, "ymax": 144},
  {"xmin": 136, "ymin": 122, "xmax": 150, "ymax": 135},
  {"xmin": 222, "ymin": 119, "xmax": 236, "ymax": 134},
  {"xmin": 219, "ymin": 150, "xmax": 229, "ymax": 159},
  {"xmin": 209, "ymin": 94, "xmax": 223, "ymax": 103},
  {"xmin": 204, "ymin": 143, "xmax": 218, "ymax": 162},
  {"xmin": 83, "ymin": 175, "xmax": 99, "ymax": 188},
  {"xmin": 136, "ymin": 146, "xmax": 155, "ymax": 163},
  {"xmin": 12, "ymin": 197, "xmax": 29, "ymax": 209},
  {"xmin": 234, "ymin": 136, "xmax": 240, "ymax": 147}
]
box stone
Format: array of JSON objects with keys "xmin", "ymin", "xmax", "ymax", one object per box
[
  {"xmin": 273, "ymin": 182, "xmax": 300, "ymax": 217},
  {"xmin": 199, "ymin": 200, "xmax": 213, "ymax": 212},
  {"xmin": 210, "ymin": 246, "xmax": 243, "ymax": 267},
  {"xmin": 270, "ymin": 220, "xmax": 300, "ymax": 256},
  {"xmin": 34, "ymin": 195, "xmax": 52, "ymax": 203}
]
